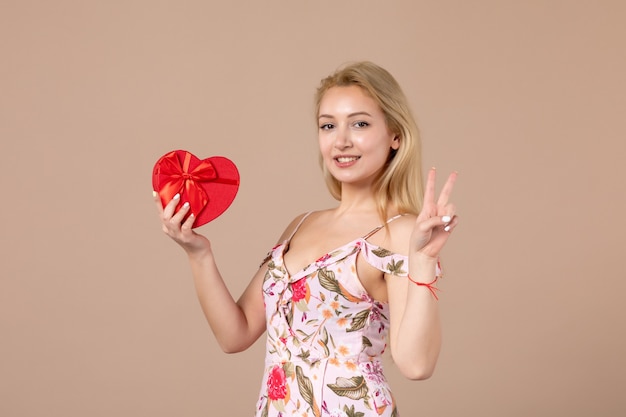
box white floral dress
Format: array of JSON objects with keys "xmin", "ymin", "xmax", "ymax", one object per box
[{"xmin": 256, "ymin": 213, "xmax": 410, "ymax": 417}]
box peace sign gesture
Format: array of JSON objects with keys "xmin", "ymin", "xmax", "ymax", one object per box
[{"xmin": 410, "ymin": 168, "xmax": 459, "ymax": 259}]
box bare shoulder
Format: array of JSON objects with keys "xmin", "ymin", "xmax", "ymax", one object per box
[
  {"xmin": 275, "ymin": 212, "xmax": 312, "ymax": 244},
  {"xmin": 382, "ymin": 213, "xmax": 417, "ymax": 257}
]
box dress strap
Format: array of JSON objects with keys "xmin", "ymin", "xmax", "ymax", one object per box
[
  {"xmin": 286, "ymin": 211, "xmax": 314, "ymax": 243},
  {"xmin": 362, "ymin": 213, "xmax": 407, "ymax": 239}
]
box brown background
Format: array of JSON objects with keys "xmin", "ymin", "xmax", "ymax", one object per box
[{"xmin": 1, "ymin": 1, "xmax": 625, "ymax": 416}]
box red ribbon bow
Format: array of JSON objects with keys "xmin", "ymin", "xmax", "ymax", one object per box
[{"xmin": 155, "ymin": 151, "xmax": 218, "ymax": 218}]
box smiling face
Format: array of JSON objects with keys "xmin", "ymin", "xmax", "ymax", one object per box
[{"xmin": 317, "ymin": 85, "xmax": 399, "ymax": 189}]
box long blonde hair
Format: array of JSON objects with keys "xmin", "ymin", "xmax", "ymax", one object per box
[{"xmin": 314, "ymin": 61, "xmax": 424, "ymax": 220}]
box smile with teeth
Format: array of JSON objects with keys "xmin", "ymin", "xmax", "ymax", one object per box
[{"xmin": 335, "ymin": 156, "xmax": 360, "ymax": 163}]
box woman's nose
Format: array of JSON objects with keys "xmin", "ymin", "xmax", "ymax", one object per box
[{"xmin": 334, "ymin": 127, "xmax": 352, "ymax": 149}]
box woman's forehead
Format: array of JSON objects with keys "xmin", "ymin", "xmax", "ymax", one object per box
[{"xmin": 318, "ymin": 85, "xmax": 381, "ymax": 116}]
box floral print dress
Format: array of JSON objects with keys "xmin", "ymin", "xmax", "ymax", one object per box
[{"xmin": 256, "ymin": 213, "xmax": 410, "ymax": 417}]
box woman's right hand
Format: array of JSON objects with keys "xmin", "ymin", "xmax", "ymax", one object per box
[{"xmin": 153, "ymin": 191, "xmax": 211, "ymax": 256}]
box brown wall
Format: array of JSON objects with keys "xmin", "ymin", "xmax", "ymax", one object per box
[{"xmin": 1, "ymin": 1, "xmax": 625, "ymax": 416}]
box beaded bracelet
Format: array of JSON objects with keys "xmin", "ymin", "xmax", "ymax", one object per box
[{"xmin": 407, "ymin": 275, "xmax": 440, "ymax": 300}]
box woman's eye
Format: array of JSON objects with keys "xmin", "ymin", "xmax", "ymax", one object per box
[
  {"xmin": 354, "ymin": 121, "xmax": 369, "ymax": 128},
  {"xmin": 320, "ymin": 123, "xmax": 334, "ymax": 130}
]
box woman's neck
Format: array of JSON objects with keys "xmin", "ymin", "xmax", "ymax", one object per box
[
  {"xmin": 335, "ymin": 182, "xmax": 399, "ymax": 222},
  {"xmin": 335, "ymin": 184, "xmax": 380, "ymax": 216}
]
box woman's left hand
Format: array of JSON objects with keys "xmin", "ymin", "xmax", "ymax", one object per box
[{"xmin": 410, "ymin": 168, "xmax": 459, "ymax": 259}]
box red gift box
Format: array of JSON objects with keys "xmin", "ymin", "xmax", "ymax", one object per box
[{"xmin": 152, "ymin": 150, "xmax": 240, "ymax": 228}]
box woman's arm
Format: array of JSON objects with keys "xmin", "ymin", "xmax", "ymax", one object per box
[
  {"xmin": 386, "ymin": 168, "xmax": 458, "ymax": 379},
  {"xmin": 154, "ymin": 191, "xmax": 307, "ymax": 353},
  {"xmin": 154, "ymin": 191, "xmax": 267, "ymax": 352},
  {"xmin": 386, "ymin": 254, "xmax": 442, "ymax": 380},
  {"xmin": 186, "ymin": 248, "xmax": 268, "ymax": 353}
]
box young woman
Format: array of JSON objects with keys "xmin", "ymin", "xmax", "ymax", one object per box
[{"xmin": 154, "ymin": 61, "xmax": 458, "ymax": 417}]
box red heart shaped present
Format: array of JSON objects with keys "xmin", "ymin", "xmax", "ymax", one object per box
[{"xmin": 152, "ymin": 150, "xmax": 240, "ymax": 228}]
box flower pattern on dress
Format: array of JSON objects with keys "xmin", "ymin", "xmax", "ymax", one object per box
[
  {"xmin": 256, "ymin": 214, "xmax": 411, "ymax": 417},
  {"xmin": 267, "ymin": 365, "xmax": 287, "ymax": 401},
  {"xmin": 328, "ymin": 408, "xmax": 349, "ymax": 417},
  {"xmin": 291, "ymin": 279, "xmax": 308, "ymax": 302}
]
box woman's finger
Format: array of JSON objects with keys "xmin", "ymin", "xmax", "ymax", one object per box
[
  {"xmin": 443, "ymin": 215, "xmax": 459, "ymax": 232},
  {"xmin": 439, "ymin": 203, "xmax": 456, "ymax": 222},
  {"xmin": 169, "ymin": 200, "xmax": 190, "ymax": 226},
  {"xmin": 181, "ymin": 212, "xmax": 196, "ymax": 232},
  {"xmin": 422, "ymin": 167, "xmax": 437, "ymax": 210},
  {"xmin": 162, "ymin": 193, "xmax": 181, "ymax": 219},
  {"xmin": 436, "ymin": 171, "xmax": 458, "ymax": 207},
  {"xmin": 417, "ymin": 214, "xmax": 451, "ymax": 234},
  {"xmin": 153, "ymin": 191, "xmax": 164, "ymax": 216}
]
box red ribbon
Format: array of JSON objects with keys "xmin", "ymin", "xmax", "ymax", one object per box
[
  {"xmin": 155, "ymin": 151, "xmax": 217, "ymax": 218},
  {"xmin": 407, "ymin": 275, "xmax": 440, "ymax": 300}
]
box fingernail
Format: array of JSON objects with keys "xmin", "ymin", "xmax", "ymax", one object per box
[
  {"xmin": 442, "ymin": 215, "xmax": 451, "ymax": 223},
  {"xmin": 182, "ymin": 202, "xmax": 189, "ymax": 208},
  {"xmin": 173, "ymin": 193, "xmax": 180, "ymax": 200},
  {"xmin": 444, "ymin": 225, "xmax": 451, "ymax": 232},
  {"xmin": 152, "ymin": 190, "xmax": 157, "ymax": 198}
]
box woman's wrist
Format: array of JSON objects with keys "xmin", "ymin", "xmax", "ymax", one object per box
[
  {"xmin": 186, "ymin": 244, "xmax": 214, "ymax": 264},
  {"xmin": 409, "ymin": 252, "xmax": 439, "ymax": 276},
  {"xmin": 407, "ymin": 274, "xmax": 440, "ymax": 300},
  {"xmin": 408, "ymin": 252, "xmax": 442, "ymax": 300}
]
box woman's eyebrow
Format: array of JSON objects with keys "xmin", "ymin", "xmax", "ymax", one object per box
[{"xmin": 318, "ymin": 111, "xmax": 372, "ymax": 119}]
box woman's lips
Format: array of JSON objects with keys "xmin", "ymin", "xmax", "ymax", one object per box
[{"xmin": 334, "ymin": 156, "xmax": 360, "ymax": 167}]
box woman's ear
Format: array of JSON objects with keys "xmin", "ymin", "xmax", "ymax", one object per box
[{"xmin": 391, "ymin": 135, "xmax": 400, "ymax": 150}]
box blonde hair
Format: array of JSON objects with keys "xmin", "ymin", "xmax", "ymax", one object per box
[{"xmin": 314, "ymin": 61, "xmax": 424, "ymax": 220}]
